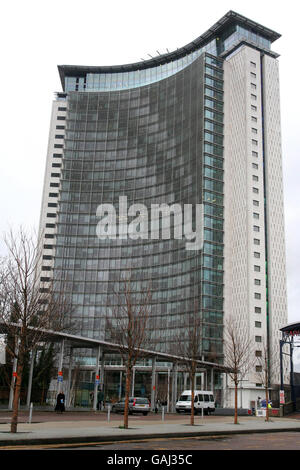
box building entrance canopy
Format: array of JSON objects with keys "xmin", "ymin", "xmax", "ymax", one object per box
[
  {"xmin": 280, "ymin": 322, "xmax": 300, "ymax": 339},
  {"xmin": 0, "ymin": 322, "xmax": 232, "ymax": 411}
]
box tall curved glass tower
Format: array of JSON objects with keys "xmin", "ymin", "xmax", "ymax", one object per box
[{"xmin": 39, "ymin": 11, "xmax": 288, "ymax": 405}]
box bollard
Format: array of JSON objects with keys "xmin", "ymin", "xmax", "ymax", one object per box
[
  {"xmin": 201, "ymin": 407, "xmax": 204, "ymax": 420},
  {"xmin": 107, "ymin": 404, "xmax": 111, "ymax": 422},
  {"xmin": 162, "ymin": 406, "xmax": 165, "ymax": 421},
  {"xmin": 28, "ymin": 402, "xmax": 33, "ymax": 424}
]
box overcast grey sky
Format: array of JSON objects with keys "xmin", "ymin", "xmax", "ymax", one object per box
[{"xmin": 0, "ymin": 0, "xmax": 299, "ymax": 329}]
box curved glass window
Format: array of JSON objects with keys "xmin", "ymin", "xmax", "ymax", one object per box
[{"xmin": 65, "ymin": 40, "xmax": 218, "ymax": 93}]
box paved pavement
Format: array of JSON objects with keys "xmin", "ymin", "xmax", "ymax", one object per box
[{"xmin": 0, "ymin": 410, "xmax": 300, "ymax": 447}]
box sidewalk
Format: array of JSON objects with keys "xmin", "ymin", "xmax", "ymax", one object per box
[{"xmin": 1, "ymin": 412, "xmax": 300, "ymax": 447}]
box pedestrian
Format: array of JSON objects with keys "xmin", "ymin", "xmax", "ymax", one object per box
[
  {"xmin": 257, "ymin": 396, "xmax": 261, "ymax": 409},
  {"xmin": 155, "ymin": 399, "xmax": 160, "ymax": 414},
  {"xmin": 97, "ymin": 390, "xmax": 104, "ymax": 410},
  {"xmin": 55, "ymin": 391, "xmax": 65, "ymax": 413}
]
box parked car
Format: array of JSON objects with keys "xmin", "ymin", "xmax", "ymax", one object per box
[{"xmin": 111, "ymin": 397, "xmax": 150, "ymax": 415}]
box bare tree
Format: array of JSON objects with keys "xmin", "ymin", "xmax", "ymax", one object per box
[
  {"xmin": 255, "ymin": 341, "xmax": 271, "ymax": 422},
  {"xmin": 223, "ymin": 315, "xmax": 254, "ymax": 424},
  {"xmin": 174, "ymin": 301, "xmax": 202, "ymax": 426},
  {"xmin": 0, "ymin": 227, "xmax": 73, "ymax": 433},
  {"xmin": 105, "ymin": 275, "xmax": 151, "ymax": 429}
]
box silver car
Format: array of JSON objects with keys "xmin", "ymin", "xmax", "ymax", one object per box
[{"xmin": 112, "ymin": 397, "xmax": 150, "ymax": 415}]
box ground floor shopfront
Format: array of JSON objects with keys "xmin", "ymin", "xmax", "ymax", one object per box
[{"xmin": 46, "ymin": 363, "xmax": 224, "ymax": 411}]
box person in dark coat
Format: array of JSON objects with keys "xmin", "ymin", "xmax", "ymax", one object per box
[
  {"xmin": 55, "ymin": 391, "xmax": 65, "ymax": 413},
  {"xmin": 97, "ymin": 390, "xmax": 104, "ymax": 410}
]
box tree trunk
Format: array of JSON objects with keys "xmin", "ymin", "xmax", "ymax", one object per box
[
  {"xmin": 11, "ymin": 363, "xmax": 23, "ymax": 433},
  {"xmin": 190, "ymin": 373, "xmax": 195, "ymax": 426},
  {"xmin": 265, "ymin": 386, "xmax": 269, "ymax": 422},
  {"xmin": 265, "ymin": 358, "xmax": 269, "ymax": 421},
  {"xmin": 234, "ymin": 380, "xmax": 238, "ymax": 424},
  {"xmin": 123, "ymin": 365, "xmax": 132, "ymax": 429},
  {"xmin": 41, "ymin": 383, "xmax": 45, "ymax": 405}
]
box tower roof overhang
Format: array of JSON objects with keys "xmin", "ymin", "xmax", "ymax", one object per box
[{"xmin": 58, "ymin": 10, "xmax": 281, "ymax": 90}]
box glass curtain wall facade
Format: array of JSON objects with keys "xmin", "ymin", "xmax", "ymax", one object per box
[{"xmin": 56, "ymin": 53, "xmax": 224, "ymax": 359}]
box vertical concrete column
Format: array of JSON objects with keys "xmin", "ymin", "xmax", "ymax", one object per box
[
  {"xmin": 57, "ymin": 339, "xmax": 65, "ymax": 394},
  {"xmin": 9, "ymin": 337, "xmax": 19, "ymax": 410},
  {"xmin": 225, "ymin": 372, "xmax": 228, "ymax": 407},
  {"xmin": 151, "ymin": 357, "xmax": 156, "ymax": 411},
  {"xmin": 183, "ymin": 372, "xmax": 188, "ymax": 391},
  {"xmin": 119, "ymin": 370, "xmax": 123, "ymax": 399},
  {"xmin": 175, "ymin": 363, "xmax": 178, "ymax": 406},
  {"xmin": 26, "ymin": 349, "xmax": 36, "ymax": 408},
  {"xmin": 201, "ymin": 372, "xmax": 205, "ymax": 389},
  {"xmin": 290, "ymin": 340, "xmax": 296, "ymax": 407},
  {"xmin": 171, "ymin": 362, "xmax": 178, "ymax": 412},
  {"xmin": 93, "ymin": 346, "xmax": 101, "ymax": 411},
  {"xmin": 167, "ymin": 368, "xmax": 170, "ymax": 413},
  {"xmin": 131, "ymin": 367, "xmax": 136, "ymax": 396},
  {"xmin": 219, "ymin": 372, "xmax": 224, "ymax": 408},
  {"xmin": 201, "ymin": 356, "xmax": 205, "ymax": 391},
  {"xmin": 100, "ymin": 354, "xmax": 105, "ymax": 392},
  {"xmin": 279, "ymin": 339, "xmax": 284, "ymax": 390},
  {"xmin": 66, "ymin": 348, "xmax": 73, "ymax": 408}
]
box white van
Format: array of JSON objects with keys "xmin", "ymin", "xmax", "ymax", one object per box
[{"xmin": 176, "ymin": 390, "xmax": 215, "ymax": 415}]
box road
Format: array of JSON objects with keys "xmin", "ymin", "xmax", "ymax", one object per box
[
  {"xmin": 94, "ymin": 432, "xmax": 300, "ymax": 450},
  {"xmin": 2, "ymin": 432, "xmax": 299, "ymax": 451}
]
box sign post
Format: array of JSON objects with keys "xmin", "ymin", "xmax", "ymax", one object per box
[{"xmin": 28, "ymin": 402, "xmax": 33, "ymax": 424}]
